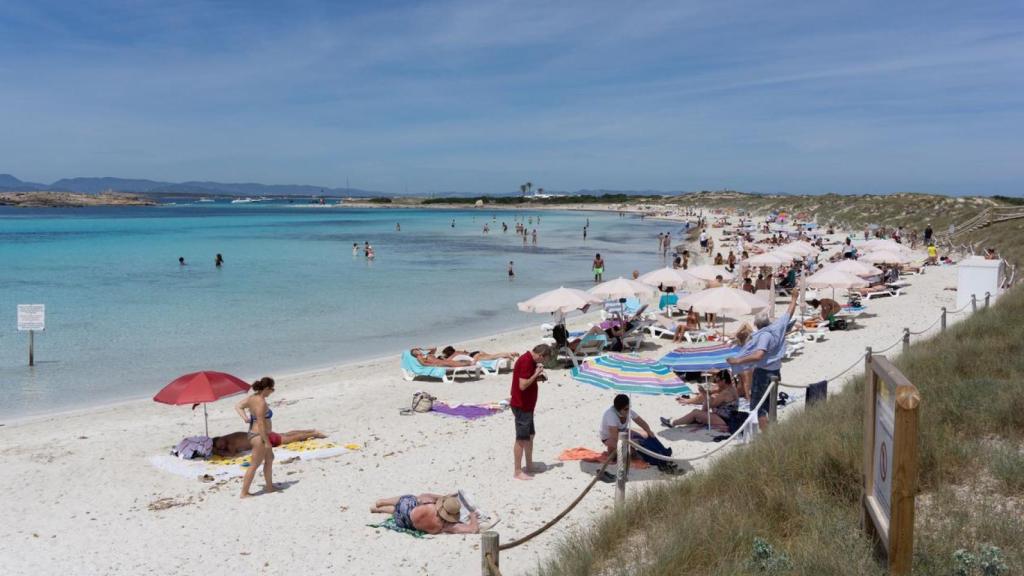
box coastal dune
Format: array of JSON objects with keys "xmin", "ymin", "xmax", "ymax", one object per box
[{"xmin": 0, "ymin": 241, "xmax": 963, "ymax": 575}]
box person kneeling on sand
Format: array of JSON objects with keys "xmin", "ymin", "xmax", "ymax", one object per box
[
  {"xmin": 601, "ymin": 394, "xmax": 677, "ymax": 473},
  {"xmin": 370, "ymin": 493, "xmax": 479, "ymax": 534},
  {"xmin": 212, "ymin": 430, "xmax": 325, "ymax": 457}
]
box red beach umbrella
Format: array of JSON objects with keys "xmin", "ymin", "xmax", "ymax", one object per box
[{"xmin": 154, "ymin": 371, "xmax": 251, "ymax": 436}]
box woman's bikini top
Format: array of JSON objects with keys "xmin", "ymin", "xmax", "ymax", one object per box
[{"xmin": 248, "ymin": 407, "xmax": 273, "ymax": 430}]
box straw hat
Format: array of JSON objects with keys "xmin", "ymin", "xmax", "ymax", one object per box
[{"xmin": 436, "ymin": 495, "xmax": 461, "ymax": 523}]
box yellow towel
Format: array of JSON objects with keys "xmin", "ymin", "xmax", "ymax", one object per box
[{"xmin": 207, "ymin": 440, "xmax": 360, "ymax": 467}]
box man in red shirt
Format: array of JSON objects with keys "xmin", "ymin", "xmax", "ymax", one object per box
[{"xmin": 510, "ymin": 344, "xmax": 551, "ymax": 481}]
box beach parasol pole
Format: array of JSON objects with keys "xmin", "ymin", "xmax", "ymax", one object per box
[{"xmin": 204, "ymin": 404, "xmax": 209, "ymax": 437}]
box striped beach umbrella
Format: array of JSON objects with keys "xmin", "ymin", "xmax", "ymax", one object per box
[
  {"xmin": 660, "ymin": 342, "xmax": 741, "ymax": 372},
  {"xmin": 571, "ymin": 354, "xmax": 692, "ymax": 396}
]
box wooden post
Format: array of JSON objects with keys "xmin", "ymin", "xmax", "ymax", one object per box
[
  {"xmin": 615, "ymin": 430, "xmax": 629, "ymax": 508},
  {"xmin": 902, "ymin": 328, "xmax": 910, "ymax": 354},
  {"xmin": 768, "ymin": 375, "xmax": 779, "ymax": 423},
  {"xmin": 971, "ymin": 293, "xmax": 977, "ymax": 313},
  {"xmin": 984, "ymin": 292, "xmax": 990, "ymax": 308},
  {"xmin": 29, "ymin": 330, "xmax": 35, "ymax": 367},
  {"xmin": 481, "ymin": 531, "xmax": 499, "ymax": 576},
  {"xmin": 940, "ymin": 307, "xmax": 946, "ymax": 332},
  {"xmin": 861, "ymin": 348, "xmax": 874, "ymax": 536},
  {"xmin": 890, "ymin": 384, "xmax": 921, "ymax": 575}
]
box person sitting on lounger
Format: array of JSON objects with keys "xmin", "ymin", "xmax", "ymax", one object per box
[
  {"xmin": 370, "ymin": 493, "xmax": 479, "ymax": 534},
  {"xmin": 806, "ymin": 298, "xmax": 842, "ymax": 322},
  {"xmin": 212, "ymin": 429, "xmax": 326, "ymax": 456},
  {"xmin": 440, "ymin": 347, "xmax": 518, "ymax": 362},
  {"xmin": 411, "ymin": 348, "xmax": 474, "ymax": 367},
  {"xmin": 660, "ymin": 371, "xmax": 739, "ymax": 433}
]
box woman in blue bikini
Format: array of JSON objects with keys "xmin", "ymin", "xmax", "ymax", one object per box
[{"xmin": 235, "ymin": 377, "xmax": 277, "ymax": 498}]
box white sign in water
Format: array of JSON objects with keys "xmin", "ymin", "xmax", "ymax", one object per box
[
  {"xmin": 17, "ymin": 304, "xmax": 45, "ymax": 331},
  {"xmin": 873, "ymin": 380, "xmax": 895, "ymax": 519}
]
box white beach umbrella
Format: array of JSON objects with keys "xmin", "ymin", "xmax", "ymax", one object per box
[
  {"xmin": 589, "ymin": 277, "xmax": 658, "ymax": 300},
  {"xmin": 676, "ymin": 286, "xmax": 769, "ymax": 317},
  {"xmin": 517, "ymin": 286, "xmax": 603, "ymax": 315},
  {"xmin": 686, "ymin": 265, "xmax": 735, "ymax": 282},
  {"xmin": 822, "ymin": 259, "xmax": 882, "ymax": 277},
  {"xmin": 805, "ymin": 268, "xmax": 869, "ymax": 289},
  {"xmin": 861, "ymin": 239, "xmax": 912, "ymax": 254},
  {"xmin": 743, "ymin": 253, "xmax": 788, "ymax": 268},
  {"xmin": 861, "ymin": 250, "xmax": 911, "ymax": 265},
  {"xmin": 779, "ymin": 242, "xmax": 817, "ymax": 256},
  {"xmin": 770, "ymin": 248, "xmax": 803, "ymax": 262},
  {"xmin": 637, "ymin": 267, "xmax": 699, "ymax": 290}
]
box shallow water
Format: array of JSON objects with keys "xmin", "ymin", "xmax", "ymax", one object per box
[{"xmin": 0, "ymin": 202, "xmax": 681, "ymax": 418}]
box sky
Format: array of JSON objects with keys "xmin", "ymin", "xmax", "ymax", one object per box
[{"xmin": 0, "ymin": 0, "xmax": 1022, "ymax": 195}]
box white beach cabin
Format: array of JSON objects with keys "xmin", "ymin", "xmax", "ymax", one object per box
[{"xmin": 956, "ymin": 256, "xmax": 1004, "ymax": 310}]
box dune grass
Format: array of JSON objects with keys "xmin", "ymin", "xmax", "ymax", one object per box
[{"xmin": 533, "ymin": 285, "xmax": 1024, "ymax": 576}]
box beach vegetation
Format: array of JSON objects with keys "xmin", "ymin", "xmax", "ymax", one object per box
[{"xmin": 535, "ymin": 284, "xmax": 1024, "ymax": 576}]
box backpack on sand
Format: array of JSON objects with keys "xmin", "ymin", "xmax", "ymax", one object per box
[{"xmin": 411, "ymin": 391, "xmax": 436, "ymax": 413}]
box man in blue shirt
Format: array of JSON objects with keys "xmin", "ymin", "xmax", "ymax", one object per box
[{"xmin": 727, "ymin": 290, "xmax": 799, "ymax": 430}]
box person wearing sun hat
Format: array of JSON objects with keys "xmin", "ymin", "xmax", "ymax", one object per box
[{"xmin": 370, "ymin": 492, "xmax": 479, "ymax": 534}]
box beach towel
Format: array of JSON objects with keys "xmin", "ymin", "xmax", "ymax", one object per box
[
  {"xmin": 150, "ymin": 439, "xmax": 359, "ymax": 479},
  {"xmin": 367, "ymin": 517, "xmax": 429, "ymax": 538},
  {"xmin": 431, "ymin": 401, "xmax": 503, "ymax": 420},
  {"xmin": 401, "ymin": 350, "xmax": 446, "ymax": 379},
  {"xmin": 557, "ymin": 447, "xmax": 650, "ymax": 469}
]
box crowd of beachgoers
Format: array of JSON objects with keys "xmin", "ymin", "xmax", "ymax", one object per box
[{"xmin": 0, "ymin": 204, "xmax": 968, "ymax": 575}]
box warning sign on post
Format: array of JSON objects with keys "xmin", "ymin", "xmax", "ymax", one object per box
[{"xmin": 17, "ymin": 304, "xmax": 45, "ymax": 331}]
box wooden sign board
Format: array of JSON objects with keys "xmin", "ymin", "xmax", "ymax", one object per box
[{"xmin": 862, "ymin": 353, "xmax": 920, "ymax": 575}]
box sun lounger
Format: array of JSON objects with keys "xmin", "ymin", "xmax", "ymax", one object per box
[
  {"xmin": 558, "ymin": 332, "xmax": 609, "ymax": 368},
  {"xmin": 401, "ymin": 350, "xmax": 482, "ymax": 383},
  {"xmin": 476, "ymin": 358, "xmax": 510, "ymax": 376}
]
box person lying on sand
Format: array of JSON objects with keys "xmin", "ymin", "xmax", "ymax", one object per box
[
  {"xmin": 411, "ymin": 348, "xmax": 473, "ymax": 367},
  {"xmin": 212, "ymin": 430, "xmax": 326, "ymax": 456},
  {"xmin": 440, "ymin": 346, "xmax": 519, "ymax": 362},
  {"xmin": 371, "ymin": 493, "xmax": 479, "ymax": 534}
]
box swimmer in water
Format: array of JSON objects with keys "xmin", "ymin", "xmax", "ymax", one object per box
[
  {"xmin": 508, "ymin": 261, "xmax": 515, "ymax": 280},
  {"xmin": 215, "ymin": 253, "xmax": 224, "ymax": 267},
  {"xmin": 179, "ymin": 257, "xmax": 186, "ymax": 266}
]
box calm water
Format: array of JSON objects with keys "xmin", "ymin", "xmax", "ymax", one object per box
[{"xmin": 0, "ymin": 202, "xmax": 679, "ymax": 418}]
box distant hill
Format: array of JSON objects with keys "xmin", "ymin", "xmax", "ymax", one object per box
[{"xmin": 0, "ymin": 173, "xmax": 385, "ymax": 197}]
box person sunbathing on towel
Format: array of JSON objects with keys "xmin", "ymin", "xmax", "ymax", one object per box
[
  {"xmin": 411, "ymin": 348, "xmax": 473, "ymax": 367},
  {"xmin": 660, "ymin": 371, "xmax": 739, "ymax": 433},
  {"xmin": 440, "ymin": 346, "xmax": 518, "ymax": 362},
  {"xmin": 370, "ymin": 493, "xmax": 479, "ymax": 534},
  {"xmin": 212, "ymin": 430, "xmax": 326, "ymax": 456}
]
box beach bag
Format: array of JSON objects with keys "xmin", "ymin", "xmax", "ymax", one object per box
[
  {"xmin": 726, "ymin": 410, "xmax": 750, "ymax": 434},
  {"xmin": 635, "ymin": 434, "xmax": 673, "ymax": 466},
  {"xmin": 806, "ymin": 381, "xmax": 828, "ymax": 406},
  {"xmin": 411, "ymin": 391, "xmax": 436, "ymax": 413},
  {"xmin": 829, "ymin": 318, "xmax": 848, "ymax": 331}
]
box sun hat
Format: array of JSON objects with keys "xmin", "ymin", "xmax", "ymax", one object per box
[{"xmin": 437, "ymin": 495, "xmax": 461, "ymax": 523}]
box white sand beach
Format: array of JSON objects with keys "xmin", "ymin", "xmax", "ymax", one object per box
[{"xmin": 0, "ymin": 222, "xmax": 968, "ymax": 576}]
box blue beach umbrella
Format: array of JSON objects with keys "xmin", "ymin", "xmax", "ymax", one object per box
[
  {"xmin": 571, "ymin": 353, "xmax": 692, "ymax": 396},
  {"xmin": 659, "ymin": 343, "xmax": 741, "ymax": 373}
]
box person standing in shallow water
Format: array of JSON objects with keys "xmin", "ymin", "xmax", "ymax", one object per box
[
  {"xmin": 592, "ymin": 253, "xmax": 605, "ymax": 283},
  {"xmin": 508, "ymin": 261, "xmax": 515, "ymax": 280},
  {"xmin": 215, "ymin": 253, "xmax": 224, "ymax": 267}
]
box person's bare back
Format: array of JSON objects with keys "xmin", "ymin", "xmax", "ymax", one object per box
[{"xmin": 410, "ymin": 504, "xmax": 444, "ymax": 534}]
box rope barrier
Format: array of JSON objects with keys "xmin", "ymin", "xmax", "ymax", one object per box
[
  {"xmin": 497, "ymin": 456, "xmax": 614, "ymax": 551},
  {"xmin": 949, "ymin": 301, "xmax": 973, "ymax": 314},
  {"xmin": 908, "ymin": 314, "xmax": 943, "ymax": 336},
  {"xmin": 778, "ymin": 352, "xmax": 865, "ymax": 389},
  {"xmin": 485, "ymin": 553, "xmax": 502, "ymax": 576},
  {"xmin": 874, "ymin": 335, "xmax": 904, "ymax": 354},
  {"xmin": 626, "ymin": 381, "xmax": 776, "ymax": 465}
]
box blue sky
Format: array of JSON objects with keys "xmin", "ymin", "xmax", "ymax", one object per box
[{"xmin": 1, "ymin": 0, "xmax": 1022, "ymax": 195}]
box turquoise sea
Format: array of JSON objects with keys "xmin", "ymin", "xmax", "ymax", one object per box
[{"xmin": 0, "ymin": 202, "xmax": 679, "ymax": 419}]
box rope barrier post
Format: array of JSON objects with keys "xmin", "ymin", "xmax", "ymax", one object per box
[
  {"xmin": 615, "ymin": 430, "xmax": 629, "ymax": 508},
  {"xmin": 971, "ymin": 293, "xmax": 977, "ymax": 313},
  {"xmin": 984, "ymin": 291, "xmax": 990, "ymax": 309},
  {"xmin": 940, "ymin": 307, "xmax": 946, "ymax": 332},
  {"xmin": 481, "ymin": 531, "xmax": 499, "ymax": 576},
  {"xmin": 902, "ymin": 328, "xmax": 910, "ymax": 354},
  {"xmin": 768, "ymin": 375, "xmax": 779, "ymax": 424}
]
